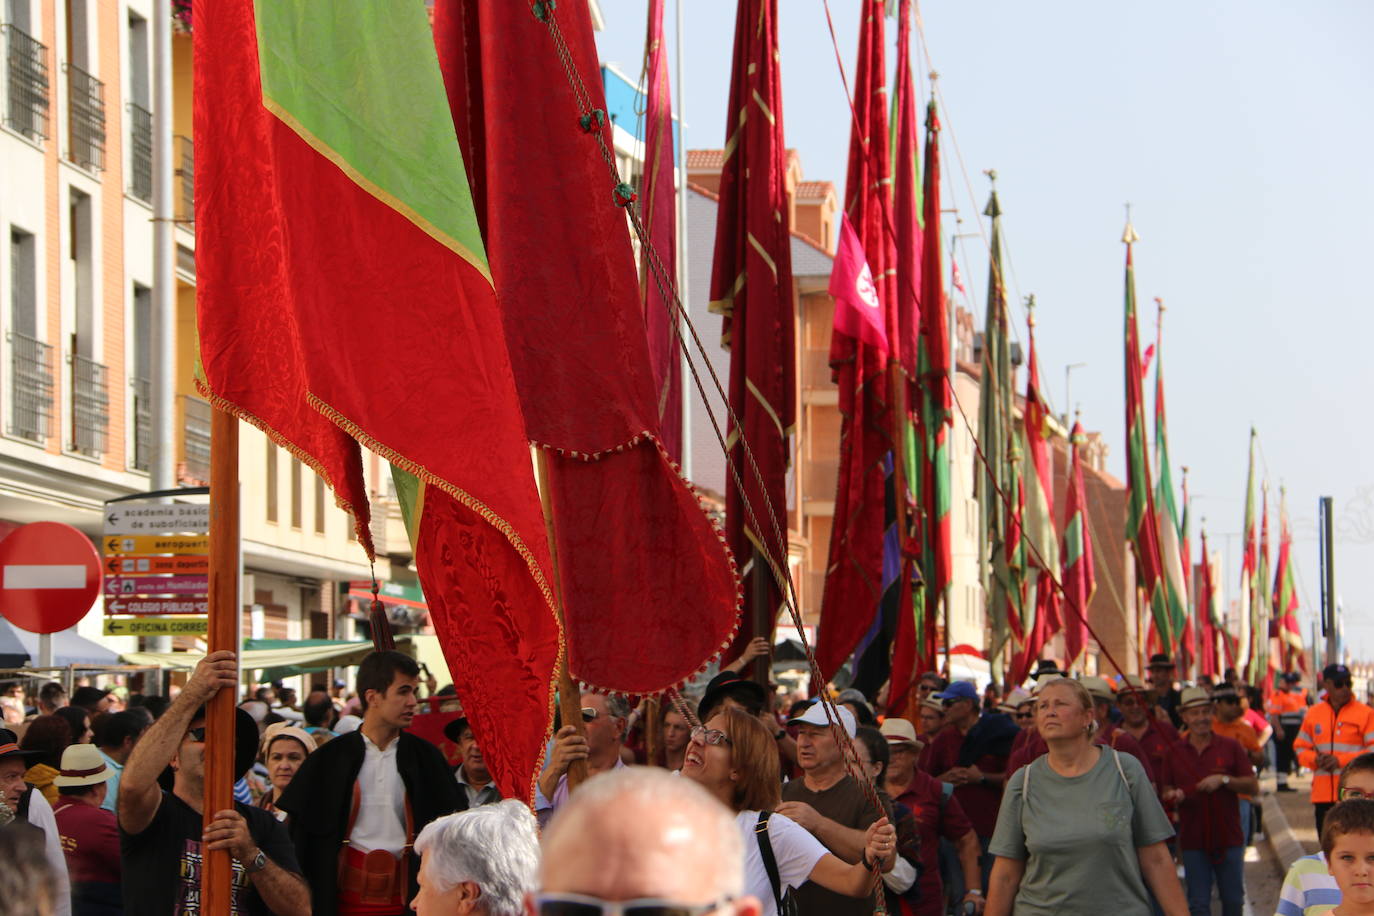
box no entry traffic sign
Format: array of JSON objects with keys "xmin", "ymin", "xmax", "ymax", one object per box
[{"xmin": 0, "ymin": 522, "xmax": 102, "ymax": 634}]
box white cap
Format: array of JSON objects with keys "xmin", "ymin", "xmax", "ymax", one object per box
[{"xmin": 787, "ymin": 701, "xmax": 857, "ymax": 737}]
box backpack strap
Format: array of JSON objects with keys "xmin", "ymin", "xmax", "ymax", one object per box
[{"xmin": 756, "ymin": 812, "xmax": 786, "ymax": 916}]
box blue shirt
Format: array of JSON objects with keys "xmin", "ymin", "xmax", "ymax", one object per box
[{"xmin": 99, "ymin": 749, "xmax": 123, "ymax": 813}]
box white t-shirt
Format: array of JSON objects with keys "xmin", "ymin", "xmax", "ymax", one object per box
[{"xmin": 736, "ymin": 810, "xmax": 827, "ymax": 916}]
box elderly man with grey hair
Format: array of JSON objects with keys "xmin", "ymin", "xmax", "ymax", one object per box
[
  {"xmin": 410, "ymin": 799, "xmax": 539, "ymax": 916},
  {"xmin": 533, "ymin": 766, "xmax": 762, "ymax": 916},
  {"xmin": 536, "ymin": 692, "xmax": 632, "ymax": 827}
]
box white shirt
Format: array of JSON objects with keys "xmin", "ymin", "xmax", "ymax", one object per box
[
  {"xmin": 736, "ymin": 810, "xmax": 826, "ymax": 916},
  {"xmin": 26, "ymin": 789, "xmax": 72, "ymax": 916},
  {"xmin": 350, "ymin": 732, "xmax": 407, "ymax": 854}
]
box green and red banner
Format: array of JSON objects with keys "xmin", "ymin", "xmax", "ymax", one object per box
[
  {"xmin": 195, "ymin": 0, "xmax": 559, "ymax": 800},
  {"xmin": 1273, "ymin": 488, "xmax": 1305, "ymax": 674},
  {"xmin": 1152, "ymin": 304, "xmax": 1189, "ymax": 664},
  {"xmin": 1012, "ymin": 306, "xmax": 1057, "ymax": 684},
  {"xmin": 1061, "ymin": 420, "xmax": 1096, "ymax": 669}
]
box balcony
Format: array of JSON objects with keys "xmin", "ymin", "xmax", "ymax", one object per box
[
  {"xmin": 64, "ymin": 62, "xmax": 104, "ymax": 171},
  {"xmin": 127, "ymin": 103, "xmax": 152, "ymax": 202},
  {"xmin": 181, "ymin": 395, "xmax": 211, "ymax": 483},
  {"xmin": 69, "ymin": 353, "xmax": 109, "ymax": 457},
  {"xmin": 2, "ymin": 24, "xmax": 48, "ymax": 141},
  {"xmin": 131, "ymin": 376, "xmax": 151, "ymax": 470},
  {"xmin": 175, "ymin": 134, "xmax": 193, "ymax": 224},
  {"xmin": 7, "ymin": 331, "xmax": 53, "ymax": 442}
]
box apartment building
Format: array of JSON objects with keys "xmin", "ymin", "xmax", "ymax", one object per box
[{"xmin": 0, "ymin": 2, "xmax": 426, "ymax": 666}]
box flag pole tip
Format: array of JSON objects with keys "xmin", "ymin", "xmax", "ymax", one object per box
[{"xmin": 1122, "ymin": 222, "xmax": 1139, "ymax": 245}]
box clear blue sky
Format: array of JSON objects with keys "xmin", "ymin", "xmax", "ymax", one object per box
[{"xmin": 593, "ymin": 1, "xmax": 1374, "ymax": 658}]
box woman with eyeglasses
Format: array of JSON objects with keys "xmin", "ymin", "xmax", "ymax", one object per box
[
  {"xmin": 680, "ymin": 707, "xmax": 897, "ymax": 916},
  {"xmin": 1277, "ymin": 752, "xmax": 1374, "ymax": 916},
  {"xmin": 984, "ymin": 678, "xmax": 1187, "ymax": 916}
]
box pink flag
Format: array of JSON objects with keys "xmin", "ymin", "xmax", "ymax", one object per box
[
  {"xmin": 830, "ymin": 214, "xmax": 889, "ymax": 355},
  {"xmin": 952, "ymin": 257, "xmax": 967, "ymax": 295}
]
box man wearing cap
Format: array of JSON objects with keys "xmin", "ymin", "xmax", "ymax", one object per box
[
  {"xmin": 1117, "ymin": 674, "xmax": 1179, "ymax": 793},
  {"xmin": 2, "ymin": 727, "xmax": 72, "ymax": 916},
  {"xmin": 1159, "ymin": 687, "xmax": 1257, "ymax": 916},
  {"xmin": 1147, "ymin": 653, "xmax": 1184, "ymax": 728},
  {"xmin": 443, "ymin": 712, "xmax": 500, "ymax": 809},
  {"xmin": 1267, "ymin": 672, "xmax": 1310, "ymax": 792},
  {"xmin": 119, "ymin": 650, "xmax": 308, "ymax": 916},
  {"xmin": 52, "ymin": 743, "xmax": 122, "ymax": 913},
  {"xmin": 778, "ymin": 702, "xmax": 890, "ymax": 916},
  {"xmin": 923, "ymin": 681, "xmax": 1017, "ymax": 888},
  {"xmin": 70, "ymin": 686, "xmax": 113, "ymax": 718},
  {"xmin": 882, "ymin": 718, "xmax": 984, "ymax": 916},
  {"xmin": 1295, "ymin": 663, "xmax": 1374, "ymax": 833}
]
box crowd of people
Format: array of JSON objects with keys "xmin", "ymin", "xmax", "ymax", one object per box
[{"xmin": 1, "ymin": 645, "xmax": 1371, "ymax": 916}]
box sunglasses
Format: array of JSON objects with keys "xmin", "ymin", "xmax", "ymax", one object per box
[
  {"xmin": 1014, "ymin": 710, "xmax": 1035, "ymax": 720},
  {"xmin": 1341, "ymin": 788, "xmax": 1374, "ymax": 801},
  {"xmin": 534, "ymin": 893, "xmax": 730, "ymax": 916},
  {"xmin": 1331, "ymin": 679, "xmax": 1352, "ymax": 689},
  {"xmin": 187, "ymin": 728, "xmax": 207, "ymax": 743},
  {"xmin": 581, "ymin": 707, "xmax": 599, "ymax": 722},
  {"xmin": 689, "ymin": 726, "xmax": 732, "ymax": 747}
]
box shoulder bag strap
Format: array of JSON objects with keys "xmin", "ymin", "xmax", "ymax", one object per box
[
  {"xmin": 756, "ymin": 812, "xmax": 787, "ymax": 915},
  {"xmin": 1112, "ymin": 748, "xmax": 1130, "ymax": 790}
]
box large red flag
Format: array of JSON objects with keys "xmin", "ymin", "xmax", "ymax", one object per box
[
  {"xmin": 195, "ymin": 0, "xmax": 560, "ymax": 799},
  {"xmin": 709, "ymin": 0, "xmax": 796, "ymax": 663},
  {"xmin": 434, "ymin": 0, "xmax": 740, "ymax": 695},
  {"xmin": 640, "ymin": 0, "xmax": 682, "ymax": 462},
  {"xmin": 816, "ymin": 0, "xmax": 896, "ymax": 680}
]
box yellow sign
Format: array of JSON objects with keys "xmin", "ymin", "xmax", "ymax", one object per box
[
  {"xmin": 103, "ymin": 534, "xmax": 209, "ymax": 556},
  {"xmin": 104, "ymin": 616, "xmax": 209, "ymax": 636}
]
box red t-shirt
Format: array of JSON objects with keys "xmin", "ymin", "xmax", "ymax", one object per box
[
  {"xmin": 1121, "ymin": 717, "xmax": 1179, "ymax": 786},
  {"xmin": 895, "ymin": 770, "xmax": 975, "ymax": 916},
  {"xmin": 924, "ymin": 724, "xmax": 1006, "ymax": 838},
  {"xmin": 1159, "ymin": 734, "xmax": 1254, "ymax": 852},
  {"xmin": 1003, "ymin": 722, "xmax": 1158, "ymax": 785},
  {"xmin": 1096, "ymin": 722, "xmax": 1157, "ymax": 784},
  {"xmin": 1005, "ymin": 728, "xmax": 1046, "ymax": 779},
  {"xmin": 53, "ymin": 796, "xmax": 121, "ymax": 884}
]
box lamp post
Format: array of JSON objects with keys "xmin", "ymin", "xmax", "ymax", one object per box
[{"xmin": 1063, "ymin": 362, "xmax": 1087, "ymax": 426}]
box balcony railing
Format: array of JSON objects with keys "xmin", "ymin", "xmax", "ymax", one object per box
[
  {"xmin": 64, "ymin": 62, "xmax": 104, "ymax": 171},
  {"xmin": 181, "ymin": 395, "xmax": 211, "ymax": 483},
  {"xmin": 175, "ymin": 134, "xmax": 193, "ymax": 224},
  {"xmin": 7, "ymin": 331, "xmax": 53, "ymax": 442},
  {"xmin": 127, "ymin": 103, "xmax": 152, "ymax": 202},
  {"xmin": 131, "ymin": 376, "xmax": 151, "ymax": 471},
  {"xmin": 70, "ymin": 352, "xmax": 109, "ymax": 457},
  {"xmin": 2, "ymin": 24, "xmax": 49, "ymax": 141}
]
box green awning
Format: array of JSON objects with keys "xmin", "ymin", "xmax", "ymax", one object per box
[{"xmin": 120, "ymin": 634, "xmax": 416, "ymax": 681}]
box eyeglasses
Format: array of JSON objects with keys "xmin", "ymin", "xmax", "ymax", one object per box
[
  {"xmin": 1014, "ymin": 710, "xmax": 1035, "ymax": 720},
  {"xmin": 689, "ymin": 726, "xmax": 732, "ymax": 747},
  {"xmin": 1340, "ymin": 788, "xmax": 1374, "ymax": 801},
  {"xmin": 534, "ymin": 893, "xmax": 731, "ymax": 916},
  {"xmin": 941, "ymin": 698, "xmax": 963, "ymax": 709},
  {"xmin": 581, "ymin": 707, "xmax": 599, "ymax": 722}
]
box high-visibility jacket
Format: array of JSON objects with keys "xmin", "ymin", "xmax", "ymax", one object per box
[
  {"xmin": 1267, "ymin": 689, "xmax": 1308, "ymax": 720},
  {"xmin": 1294, "ymin": 699, "xmax": 1374, "ymax": 803}
]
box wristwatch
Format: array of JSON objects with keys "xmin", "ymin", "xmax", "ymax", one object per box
[
  {"xmin": 244, "ymin": 849, "xmax": 268, "ymax": 874},
  {"xmin": 1222, "ymin": 775, "xmax": 1231, "ymax": 787}
]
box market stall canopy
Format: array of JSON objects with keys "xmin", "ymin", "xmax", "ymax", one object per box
[
  {"xmin": 0, "ymin": 620, "xmax": 120, "ymax": 667},
  {"xmin": 121, "ymin": 635, "xmax": 417, "ymax": 681}
]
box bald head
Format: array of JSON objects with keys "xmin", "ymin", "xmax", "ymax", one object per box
[{"xmin": 541, "ymin": 767, "xmax": 753, "ymax": 910}]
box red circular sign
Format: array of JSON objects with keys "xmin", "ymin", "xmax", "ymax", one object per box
[{"xmin": 0, "ymin": 522, "xmax": 102, "ymax": 634}]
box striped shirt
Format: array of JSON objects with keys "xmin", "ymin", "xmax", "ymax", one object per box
[{"xmin": 1276, "ymin": 853, "xmax": 1339, "ymax": 916}]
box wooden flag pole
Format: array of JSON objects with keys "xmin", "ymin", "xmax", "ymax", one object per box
[
  {"xmin": 534, "ymin": 448, "xmax": 589, "ymax": 792},
  {"xmin": 202, "ymin": 404, "xmax": 240, "ymax": 912},
  {"xmin": 643, "ymin": 697, "xmax": 661, "ymax": 766}
]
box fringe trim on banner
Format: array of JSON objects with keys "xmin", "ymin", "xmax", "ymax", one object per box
[
  {"xmin": 195, "ymin": 380, "xmax": 376, "ymax": 556},
  {"xmin": 533, "ymin": 430, "xmax": 745, "ymax": 702}
]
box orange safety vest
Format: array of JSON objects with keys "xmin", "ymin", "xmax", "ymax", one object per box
[
  {"xmin": 1294, "ymin": 699, "xmax": 1374, "ymax": 803},
  {"xmin": 1267, "ymin": 690, "xmax": 1308, "ymax": 718}
]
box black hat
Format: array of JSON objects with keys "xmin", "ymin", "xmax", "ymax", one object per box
[
  {"xmin": 187, "ymin": 707, "xmax": 262, "ymax": 782},
  {"xmin": 0, "ymin": 728, "xmax": 43, "ymax": 763},
  {"xmin": 71, "ymin": 686, "xmax": 112, "ymax": 708},
  {"xmin": 1323, "ymin": 664, "xmax": 1352, "ymax": 683},
  {"xmin": 1032, "ymin": 660, "xmax": 1065, "ymax": 680},
  {"xmin": 697, "ymin": 671, "xmax": 768, "ymax": 720},
  {"xmin": 1148, "ymin": 653, "xmax": 1174, "ymax": 669},
  {"xmin": 1210, "ymin": 686, "xmax": 1241, "ymax": 702},
  {"xmin": 1282, "ymin": 671, "xmax": 1302, "ymax": 683}
]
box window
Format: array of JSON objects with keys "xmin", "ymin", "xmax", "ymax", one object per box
[
  {"xmin": 131, "ymin": 283, "xmax": 151, "ymax": 469},
  {"xmin": 290, "ymin": 457, "xmax": 302, "ymax": 528},
  {"xmin": 8, "ymin": 227, "xmax": 52, "ymax": 441},
  {"xmin": 265, "ymin": 440, "xmax": 278, "ymax": 522},
  {"xmin": 314, "ymin": 472, "xmax": 325, "ymax": 534},
  {"xmin": 126, "ymin": 11, "xmax": 150, "ymax": 201}
]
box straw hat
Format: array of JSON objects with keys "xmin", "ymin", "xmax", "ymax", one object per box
[
  {"xmin": 879, "ymin": 717, "xmax": 922, "ymax": 749},
  {"xmin": 1178, "ymin": 686, "xmax": 1212, "ymax": 710},
  {"xmin": 1118, "ymin": 674, "xmax": 1149, "ymax": 696},
  {"xmin": 998, "ymin": 687, "xmax": 1033, "ymax": 714},
  {"xmin": 52, "ymin": 744, "xmax": 114, "ymax": 788},
  {"xmin": 1080, "ymin": 676, "xmax": 1116, "ymax": 703}
]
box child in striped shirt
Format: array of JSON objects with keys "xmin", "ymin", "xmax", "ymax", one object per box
[{"xmin": 1278, "ymin": 753, "xmax": 1374, "ymax": 916}]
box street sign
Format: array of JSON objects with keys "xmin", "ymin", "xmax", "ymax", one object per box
[
  {"xmin": 0, "ymin": 522, "xmax": 103, "ymax": 634},
  {"xmin": 103, "ymin": 502, "xmax": 210, "ymax": 534},
  {"xmin": 104, "ymin": 616, "xmax": 209, "ymax": 636},
  {"xmin": 103, "ymin": 575, "xmax": 209, "ymax": 597},
  {"xmin": 104, "ymin": 554, "xmax": 210, "ymax": 576},
  {"xmin": 105, "ymin": 597, "xmax": 209, "ymax": 616},
  {"xmin": 103, "ymin": 534, "xmax": 209, "ymax": 555}
]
